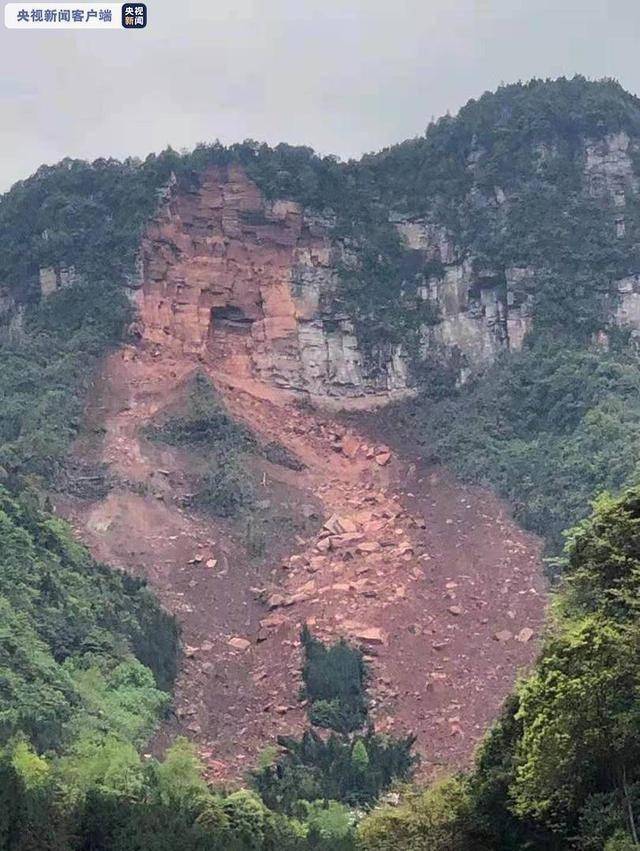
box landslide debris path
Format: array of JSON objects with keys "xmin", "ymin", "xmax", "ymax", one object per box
[{"xmin": 57, "ymin": 342, "xmax": 546, "ymax": 782}]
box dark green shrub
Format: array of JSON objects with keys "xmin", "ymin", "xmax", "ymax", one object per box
[
  {"xmin": 300, "ymin": 626, "xmax": 368, "ymax": 734},
  {"xmin": 252, "ymin": 729, "xmax": 416, "ymax": 813}
]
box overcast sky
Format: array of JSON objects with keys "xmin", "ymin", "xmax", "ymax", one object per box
[{"xmin": 1, "ymin": 0, "xmax": 639, "ymax": 192}]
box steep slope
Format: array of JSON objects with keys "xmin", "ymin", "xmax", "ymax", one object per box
[
  {"xmin": 360, "ymin": 77, "xmax": 640, "ymax": 551},
  {"xmin": 56, "ymin": 336, "xmax": 544, "ymax": 780},
  {"xmin": 357, "ymin": 488, "xmax": 640, "ymax": 851},
  {"xmin": 0, "ymin": 481, "xmax": 177, "ymax": 759}
]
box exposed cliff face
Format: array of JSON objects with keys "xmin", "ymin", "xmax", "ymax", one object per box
[
  {"xmin": 6, "ymin": 116, "xmax": 639, "ymax": 405},
  {"xmin": 393, "ymin": 131, "xmax": 640, "ymax": 369},
  {"xmin": 394, "ymin": 217, "xmax": 534, "ymax": 376},
  {"xmin": 585, "ymin": 130, "xmax": 640, "ymax": 242},
  {"xmin": 585, "ymin": 132, "xmax": 640, "ymax": 335},
  {"xmin": 0, "ymin": 285, "xmax": 23, "ymax": 342},
  {"xmin": 133, "ymin": 165, "xmax": 411, "ymax": 407},
  {"xmin": 584, "ymin": 130, "xmax": 639, "ymax": 205},
  {"xmin": 128, "ymin": 142, "xmax": 640, "ymax": 404},
  {"xmin": 614, "ymin": 273, "xmax": 640, "ymax": 328},
  {"xmin": 132, "ymin": 165, "xmax": 541, "ymax": 405},
  {"xmin": 39, "ymin": 264, "xmax": 83, "ymax": 297}
]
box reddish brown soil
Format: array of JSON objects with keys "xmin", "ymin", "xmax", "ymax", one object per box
[{"xmin": 55, "ymin": 340, "xmax": 546, "ymax": 783}]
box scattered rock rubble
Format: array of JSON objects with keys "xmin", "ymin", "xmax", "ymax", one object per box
[{"xmin": 57, "ymin": 342, "xmax": 547, "ymax": 784}]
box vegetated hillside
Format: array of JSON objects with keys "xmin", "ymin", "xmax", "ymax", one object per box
[
  {"xmin": 0, "ymin": 483, "xmax": 178, "ymax": 772},
  {"xmin": 365, "ymin": 76, "xmax": 640, "ymax": 552},
  {"xmin": 143, "ymin": 371, "xmax": 305, "ymax": 524},
  {"xmin": 2, "ymin": 75, "xmax": 640, "ymax": 849}
]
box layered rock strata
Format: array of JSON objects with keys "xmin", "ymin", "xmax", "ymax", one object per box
[{"xmin": 133, "ymin": 165, "xmax": 409, "ymax": 405}]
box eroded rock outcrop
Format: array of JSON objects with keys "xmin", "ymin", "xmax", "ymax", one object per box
[
  {"xmin": 614, "ymin": 274, "xmax": 640, "ymax": 329},
  {"xmin": 393, "ymin": 216, "xmax": 534, "ymax": 374},
  {"xmin": 133, "ymin": 165, "xmax": 540, "ymax": 404},
  {"xmin": 0, "ymin": 285, "xmax": 25, "ymax": 343},
  {"xmin": 134, "ymin": 165, "xmax": 411, "ymax": 406},
  {"xmin": 17, "ymin": 129, "xmax": 640, "ymax": 400},
  {"xmin": 39, "ymin": 265, "xmax": 83, "ymax": 297},
  {"xmin": 584, "ymin": 131, "xmax": 640, "ymax": 206}
]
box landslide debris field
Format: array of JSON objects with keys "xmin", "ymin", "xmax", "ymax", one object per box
[{"xmin": 54, "ymin": 337, "xmax": 546, "ymax": 782}]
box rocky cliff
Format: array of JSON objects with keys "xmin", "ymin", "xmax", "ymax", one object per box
[
  {"xmin": 4, "ymin": 78, "xmax": 640, "ymax": 409},
  {"xmin": 128, "ymin": 129, "xmax": 640, "ymax": 404},
  {"xmin": 131, "ymin": 164, "xmax": 408, "ymax": 407},
  {"xmin": 394, "ymin": 216, "xmax": 534, "ymax": 379},
  {"xmin": 128, "ymin": 166, "xmax": 542, "ymax": 405}
]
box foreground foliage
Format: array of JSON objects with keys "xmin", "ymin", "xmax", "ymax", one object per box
[
  {"xmin": 0, "ymin": 737, "xmax": 358, "ymax": 850},
  {"xmin": 0, "ymin": 486, "xmax": 177, "ymax": 756},
  {"xmin": 253, "ymin": 728, "xmax": 416, "ymax": 816}
]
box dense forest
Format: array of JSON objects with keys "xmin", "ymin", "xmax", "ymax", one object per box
[{"xmin": 3, "ymin": 75, "xmax": 640, "ymax": 847}]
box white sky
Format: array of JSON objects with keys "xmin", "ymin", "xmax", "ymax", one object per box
[{"xmin": 1, "ymin": 0, "xmax": 639, "ymax": 192}]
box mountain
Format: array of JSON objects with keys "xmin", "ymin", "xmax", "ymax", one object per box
[
  {"xmin": 2, "ymin": 76, "xmax": 640, "ymax": 849},
  {"xmin": 4, "ymin": 77, "xmax": 640, "ymax": 547}
]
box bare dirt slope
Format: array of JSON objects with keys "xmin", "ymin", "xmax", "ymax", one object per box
[{"xmin": 56, "ymin": 340, "xmax": 546, "ymax": 782}]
